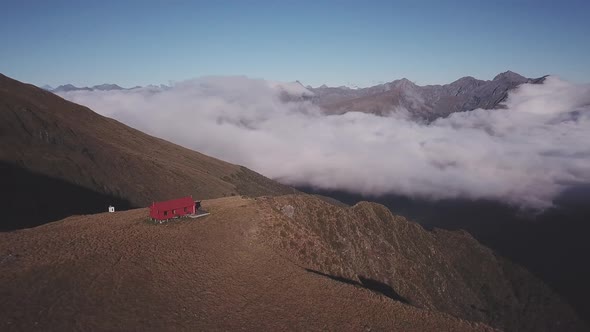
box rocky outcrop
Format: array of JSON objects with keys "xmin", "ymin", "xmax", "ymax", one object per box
[{"xmin": 257, "ymin": 195, "xmax": 586, "ymax": 332}]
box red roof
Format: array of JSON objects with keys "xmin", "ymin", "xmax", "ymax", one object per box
[{"xmin": 151, "ymin": 196, "xmax": 194, "ymax": 211}]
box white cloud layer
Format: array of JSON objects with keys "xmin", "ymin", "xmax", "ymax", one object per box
[{"xmin": 58, "ymin": 76, "xmax": 590, "ymax": 209}]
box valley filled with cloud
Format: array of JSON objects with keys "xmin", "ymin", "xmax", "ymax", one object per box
[{"xmin": 58, "ymin": 76, "xmax": 590, "ymax": 209}]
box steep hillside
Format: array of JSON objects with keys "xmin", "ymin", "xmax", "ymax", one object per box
[
  {"xmin": 0, "ymin": 74, "xmax": 294, "ymax": 230},
  {"xmin": 299, "ymin": 186, "xmax": 590, "ymax": 324},
  {"xmin": 257, "ymin": 195, "xmax": 586, "ymax": 331},
  {"xmin": 313, "ymin": 71, "xmax": 546, "ymax": 119},
  {"xmin": 0, "ymin": 196, "xmax": 495, "ymax": 332}
]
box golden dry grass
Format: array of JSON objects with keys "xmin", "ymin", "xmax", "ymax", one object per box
[{"xmin": 0, "ymin": 196, "xmax": 495, "ymax": 331}]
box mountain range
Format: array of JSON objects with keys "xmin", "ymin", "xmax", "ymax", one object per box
[
  {"xmin": 44, "ymin": 70, "xmax": 545, "ymax": 121},
  {"xmin": 309, "ymin": 71, "xmax": 547, "ymax": 120},
  {"xmin": 46, "ymin": 83, "xmax": 126, "ymax": 93}
]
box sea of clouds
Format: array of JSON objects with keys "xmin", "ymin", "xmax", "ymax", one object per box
[{"xmin": 58, "ymin": 76, "xmax": 590, "ymax": 209}]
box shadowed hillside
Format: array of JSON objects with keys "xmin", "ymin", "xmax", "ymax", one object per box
[
  {"xmin": 0, "ymin": 74, "xmax": 294, "ymax": 230},
  {"xmin": 0, "ymin": 161, "xmax": 132, "ymax": 230}
]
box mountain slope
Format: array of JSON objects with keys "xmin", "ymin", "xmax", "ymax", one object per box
[
  {"xmin": 1, "ymin": 195, "xmax": 585, "ymax": 331},
  {"xmin": 257, "ymin": 195, "xmax": 586, "ymax": 331},
  {"xmin": 0, "ymin": 196, "xmax": 495, "ymax": 332},
  {"xmin": 299, "ymin": 185, "xmax": 590, "ymax": 324},
  {"xmin": 0, "ymin": 74, "xmax": 294, "ymax": 230},
  {"xmin": 312, "ymin": 71, "xmax": 546, "ymax": 119}
]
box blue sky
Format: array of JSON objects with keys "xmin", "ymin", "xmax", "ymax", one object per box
[{"xmin": 1, "ymin": 0, "xmax": 589, "ymax": 88}]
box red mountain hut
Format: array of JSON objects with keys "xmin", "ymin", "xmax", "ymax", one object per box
[{"xmin": 149, "ymin": 196, "xmax": 208, "ymax": 221}]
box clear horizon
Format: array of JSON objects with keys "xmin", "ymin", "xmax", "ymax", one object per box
[{"xmin": 1, "ymin": 0, "xmax": 589, "ymax": 88}]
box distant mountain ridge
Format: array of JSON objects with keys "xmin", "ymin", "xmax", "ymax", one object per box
[
  {"xmin": 44, "ymin": 71, "xmax": 547, "ymax": 120},
  {"xmin": 310, "ymin": 71, "xmax": 547, "ymax": 120},
  {"xmin": 49, "ymin": 83, "xmax": 128, "ymax": 92},
  {"xmin": 92, "ymin": 83, "xmax": 124, "ymax": 91}
]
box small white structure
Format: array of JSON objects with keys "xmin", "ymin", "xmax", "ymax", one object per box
[{"xmin": 108, "ymin": 206, "xmax": 115, "ymax": 213}]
